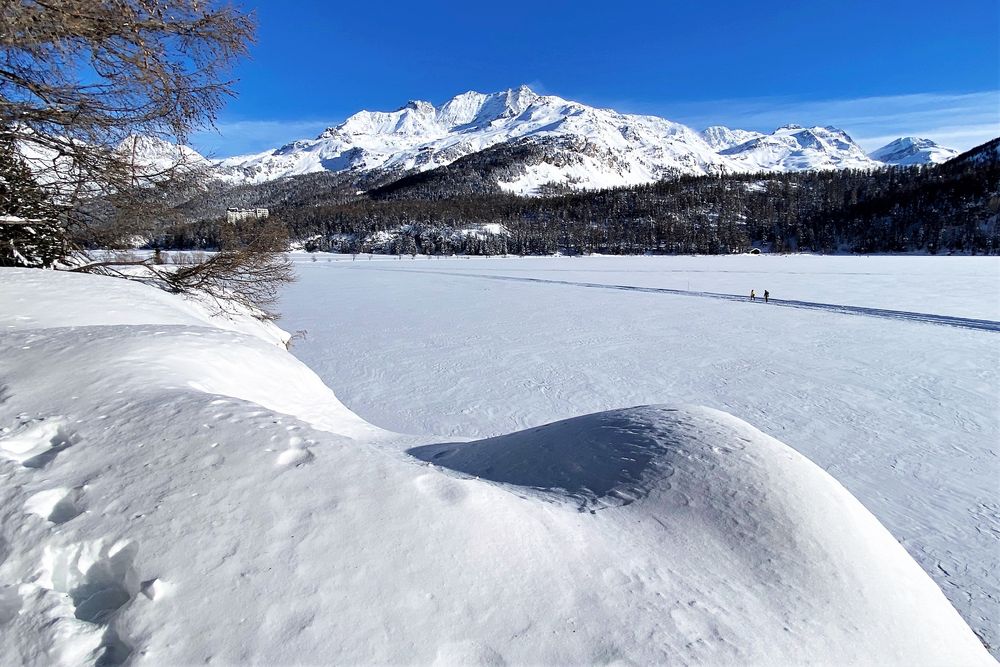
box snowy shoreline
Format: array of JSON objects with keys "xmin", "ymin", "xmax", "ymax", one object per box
[{"xmin": 0, "ymin": 267, "xmax": 995, "ymax": 664}]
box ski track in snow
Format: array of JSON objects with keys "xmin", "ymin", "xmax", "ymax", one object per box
[{"xmin": 372, "ymin": 267, "xmax": 1000, "ymax": 333}]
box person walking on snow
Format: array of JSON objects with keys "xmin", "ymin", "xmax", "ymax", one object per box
[
  {"xmin": 750, "ymin": 289, "xmax": 756, "ymax": 301},
  {"xmin": 764, "ymin": 290, "xmax": 769, "ymax": 303}
]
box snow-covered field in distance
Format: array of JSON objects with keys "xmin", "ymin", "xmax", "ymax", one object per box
[
  {"xmin": 280, "ymin": 253, "xmax": 1000, "ymax": 656},
  {"xmin": 292, "ymin": 253, "xmax": 999, "ymax": 319}
]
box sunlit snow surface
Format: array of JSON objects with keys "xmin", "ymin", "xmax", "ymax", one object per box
[
  {"xmin": 0, "ymin": 259, "xmax": 996, "ymax": 664},
  {"xmin": 280, "ymin": 253, "xmax": 1000, "ymax": 657}
]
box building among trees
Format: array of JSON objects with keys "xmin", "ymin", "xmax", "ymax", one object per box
[{"xmin": 226, "ymin": 208, "xmax": 270, "ymax": 223}]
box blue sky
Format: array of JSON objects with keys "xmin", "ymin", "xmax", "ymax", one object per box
[{"xmin": 192, "ymin": 0, "xmax": 1000, "ymax": 157}]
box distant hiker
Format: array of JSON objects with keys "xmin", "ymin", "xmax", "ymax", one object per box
[
  {"xmin": 764, "ymin": 290, "xmax": 769, "ymax": 303},
  {"xmin": 750, "ymin": 289, "xmax": 756, "ymax": 301}
]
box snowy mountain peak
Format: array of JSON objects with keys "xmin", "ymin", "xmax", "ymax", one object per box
[
  {"xmin": 403, "ymin": 99, "xmax": 436, "ymax": 114},
  {"xmin": 507, "ymin": 84, "xmax": 541, "ymax": 108},
  {"xmin": 719, "ymin": 125, "xmax": 873, "ymax": 172},
  {"xmin": 315, "ymin": 86, "xmax": 542, "ymax": 142},
  {"xmin": 700, "ymin": 126, "xmax": 765, "ymax": 151},
  {"xmin": 115, "ymin": 135, "xmax": 210, "ymax": 178},
  {"xmin": 211, "ymin": 87, "xmax": 960, "ymax": 192},
  {"xmin": 440, "ymin": 85, "xmax": 540, "ymax": 129},
  {"xmin": 868, "ymin": 137, "xmax": 959, "ymax": 166},
  {"xmin": 117, "ymin": 135, "xmax": 205, "ymax": 161}
]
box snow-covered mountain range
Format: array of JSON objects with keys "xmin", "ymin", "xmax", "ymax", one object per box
[{"xmin": 198, "ymin": 86, "xmax": 959, "ymax": 194}]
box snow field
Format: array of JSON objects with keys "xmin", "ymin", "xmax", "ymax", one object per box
[
  {"xmin": 280, "ymin": 253, "xmax": 1000, "ymax": 657},
  {"xmin": 0, "ymin": 266, "xmax": 994, "ymax": 665}
]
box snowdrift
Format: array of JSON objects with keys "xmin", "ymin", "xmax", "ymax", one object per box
[
  {"xmin": 412, "ymin": 407, "xmax": 998, "ymax": 664},
  {"xmin": 0, "ymin": 268, "xmax": 992, "ymax": 665}
]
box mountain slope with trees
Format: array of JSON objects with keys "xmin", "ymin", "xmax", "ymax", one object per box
[{"xmin": 154, "ymin": 137, "xmax": 1000, "ymax": 257}]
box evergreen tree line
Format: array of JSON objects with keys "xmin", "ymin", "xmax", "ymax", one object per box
[{"xmin": 150, "ymin": 138, "xmax": 1000, "ymax": 256}]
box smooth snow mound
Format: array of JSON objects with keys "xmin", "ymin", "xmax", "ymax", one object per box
[
  {"xmin": 411, "ymin": 406, "xmax": 995, "ymax": 663},
  {"xmin": 0, "ymin": 268, "xmax": 992, "ymax": 665}
]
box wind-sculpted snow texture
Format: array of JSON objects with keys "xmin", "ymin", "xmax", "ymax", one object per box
[{"xmin": 0, "ymin": 267, "xmax": 994, "ymax": 665}]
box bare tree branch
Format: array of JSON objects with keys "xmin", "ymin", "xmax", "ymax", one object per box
[{"xmin": 0, "ymin": 1, "xmax": 296, "ymax": 321}]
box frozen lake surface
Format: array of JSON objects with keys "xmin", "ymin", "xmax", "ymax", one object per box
[
  {"xmin": 280, "ymin": 253, "xmax": 1000, "ymax": 654},
  {"xmin": 6, "ymin": 266, "xmax": 994, "ymax": 663}
]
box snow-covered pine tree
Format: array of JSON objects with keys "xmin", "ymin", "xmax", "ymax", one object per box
[{"xmin": 0, "ymin": 133, "xmax": 64, "ymax": 268}]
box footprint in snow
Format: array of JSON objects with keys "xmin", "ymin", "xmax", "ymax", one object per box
[
  {"xmin": 413, "ymin": 472, "xmax": 468, "ymax": 505},
  {"xmin": 276, "ymin": 436, "xmax": 314, "ymax": 467},
  {"xmin": 24, "ymin": 487, "xmax": 85, "ymax": 524},
  {"xmin": 0, "ymin": 417, "xmax": 77, "ymax": 468}
]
